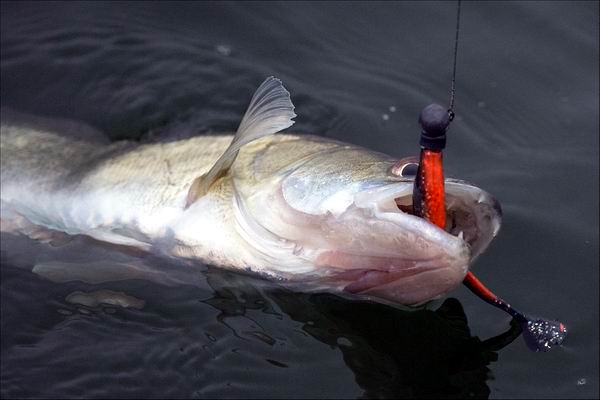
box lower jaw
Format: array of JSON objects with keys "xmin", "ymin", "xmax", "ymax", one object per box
[
  {"xmin": 316, "ymin": 251, "xmax": 467, "ymax": 306},
  {"xmin": 353, "ymin": 265, "xmax": 467, "ymax": 305}
]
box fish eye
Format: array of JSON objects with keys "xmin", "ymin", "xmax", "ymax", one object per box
[
  {"xmin": 389, "ymin": 157, "xmax": 420, "ymax": 178},
  {"xmin": 400, "ymin": 163, "xmax": 419, "ymax": 177}
]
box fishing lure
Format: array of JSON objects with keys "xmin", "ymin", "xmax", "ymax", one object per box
[{"xmin": 412, "ymin": 103, "xmax": 567, "ymax": 352}]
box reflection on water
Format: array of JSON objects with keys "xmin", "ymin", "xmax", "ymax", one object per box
[
  {"xmin": 205, "ymin": 269, "xmax": 522, "ymax": 399},
  {"xmin": 1, "ymin": 233, "xmax": 521, "ymax": 398}
]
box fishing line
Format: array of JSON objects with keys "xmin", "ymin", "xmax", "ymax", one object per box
[
  {"xmin": 448, "ymin": 0, "xmax": 461, "ymax": 122},
  {"xmin": 412, "ymin": 0, "xmax": 566, "ymax": 352}
]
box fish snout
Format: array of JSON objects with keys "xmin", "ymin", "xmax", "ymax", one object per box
[{"xmin": 313, "ymin": 205, "xmax": 471, "ymax": 305}]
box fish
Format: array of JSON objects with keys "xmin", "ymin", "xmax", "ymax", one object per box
[{"xmin": 0, "ymin": 77, "xmax": 502, "ymax": 305}]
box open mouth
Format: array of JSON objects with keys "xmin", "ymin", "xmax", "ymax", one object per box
[
  {"xmin": 321, "ymin": 179, "xmax": 502, "ymax": 304},
  {"xmin": 241, "ymin": 174, "xmax": 501, "ymax": 304},
  {"xmin": 354, "ymin": 178, "xmax": 502, "ymax": 260}
]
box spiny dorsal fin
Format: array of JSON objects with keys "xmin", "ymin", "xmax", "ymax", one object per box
[{"xmin": 185, "ymin": 77, "xmax": 296, "ymax": 207}]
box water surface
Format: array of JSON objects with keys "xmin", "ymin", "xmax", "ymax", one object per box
[{"xmin": 1, "ymin": 1, "xmax": 598, "ymax": 398}]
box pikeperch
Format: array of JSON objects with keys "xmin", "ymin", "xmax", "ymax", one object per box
[{"xmin": 0, "ymin": 77, "xmax": 501, "ymax": 305}]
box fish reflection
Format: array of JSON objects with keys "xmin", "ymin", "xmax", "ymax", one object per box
[
  {"xmin": 203, "ymin": 269, "xmax": 522, "ymax": 399},
  {"xmin": 2, "ymin": 233, "xmax": 521, "ymax": 398}
]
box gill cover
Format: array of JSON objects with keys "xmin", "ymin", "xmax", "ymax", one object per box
[{"xmin": 185, "ymin": 77, "xmax": 296, "ymax": 207}]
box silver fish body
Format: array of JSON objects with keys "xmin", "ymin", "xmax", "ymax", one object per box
[{"xmin": 0, "ymin": 79, "xmax": 501, "ymax": 305}]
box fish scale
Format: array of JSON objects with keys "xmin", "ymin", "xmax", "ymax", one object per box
[
  {"xmin": 1, "ymin": 126, "xmax": 230, "ymax": 241},
  {"xmin": 0, "ymin": 78, "xmax": 501, "ymax": 306}
]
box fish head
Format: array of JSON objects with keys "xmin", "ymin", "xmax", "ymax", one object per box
[{"xmin": 232, "ymin": 136, "xmax": 502, "ymax": 306}]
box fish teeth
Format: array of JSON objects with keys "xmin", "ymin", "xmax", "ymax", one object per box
[{"xmin": 458, "ymin": 231, "xmax": 464, "ymax": 240}]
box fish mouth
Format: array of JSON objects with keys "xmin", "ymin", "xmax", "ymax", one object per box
[
  {"xmin": 353, "ymin": 178, "xmax": 502, "ymax": 261},
  {"xmin": 319, "ymin": 179, "xmax": 502, "ymax": 305},
  {"xmin": 236, "ymin": 176, "xmax": 501, "ymax": 305}
]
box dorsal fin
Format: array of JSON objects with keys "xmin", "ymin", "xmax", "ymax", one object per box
[{"xmin": 185, "ymin": 77, "xmax": 296, "ymax": 208}]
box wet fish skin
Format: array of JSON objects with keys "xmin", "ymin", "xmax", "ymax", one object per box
[
  {"xmin": 0, "ymin": 79, "xmax": 501, "ymax": 305},
  {"xmin": 0, "ymin": 123, "xmax": 348, "ymax": 272}
]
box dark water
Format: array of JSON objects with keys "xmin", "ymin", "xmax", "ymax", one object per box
[{"xmin": 1, "ymin": 1, "xmax": 598, "ymax": 398}]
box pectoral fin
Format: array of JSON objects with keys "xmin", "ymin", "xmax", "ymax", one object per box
[{"xmin": 185, "ymin": 76, "xmax": 296, "ymax": 207}]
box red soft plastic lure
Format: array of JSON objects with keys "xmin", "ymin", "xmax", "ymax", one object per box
[
  {"xmin": 413, "ymin": 150, "xmax": 498, "ymax": 305},
  {"xmin": 412, "ymin": 103, "xmax": 566, "ymax": 352},
  {"xmin": 413, "ymin": 149, "xmax": 446, "ymax": 229}
]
